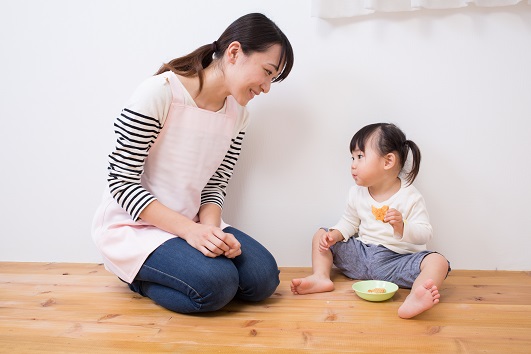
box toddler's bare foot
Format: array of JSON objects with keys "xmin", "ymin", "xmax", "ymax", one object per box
[
  {"xmin": 398, "ymin": 279, "xmax": 440, "ymax": 319},
  {"xmin": 291, "ymin": 274, "xmax": 334, "ymax": 295}
]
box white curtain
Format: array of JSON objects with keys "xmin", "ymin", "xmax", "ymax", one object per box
[{"xmin": 311, "ymin": 0, "xmax": 530, "ymax": 18}]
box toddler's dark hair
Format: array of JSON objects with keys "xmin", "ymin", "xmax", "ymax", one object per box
[{"xmin": 350, "ymin": 123, "xmax": 421, "ymax": 185}]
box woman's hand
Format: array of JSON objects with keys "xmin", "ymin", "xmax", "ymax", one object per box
[
  {"xmin": 182, "ymin": 223, "xmax": 241, "ymax": 258},
  {"xmin": 196, "ymin": 203, "xmax": 241, "ymax": 258},
  {"xmin": 139, "ymin": 201, "xmax": 241, "ymax": 258},
  {"xmin": 222, "ymin": 231, "xmax": 242, "ymax": 258}
]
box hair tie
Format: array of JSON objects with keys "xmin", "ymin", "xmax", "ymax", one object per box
[{"xmin": 212, "ymin": 41, "xmax": 218, "ymax": 53}]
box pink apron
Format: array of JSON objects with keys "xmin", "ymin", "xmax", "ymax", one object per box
[{"xmin": 92, "ymin": 72, "xmax": 238, "ymax": 283}]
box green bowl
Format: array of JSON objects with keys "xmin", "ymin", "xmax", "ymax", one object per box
[{"xmin": 352, "ymin": 280, "xmax": 398, "ymax": 302}]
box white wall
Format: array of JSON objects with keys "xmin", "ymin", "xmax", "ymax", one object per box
[{"xmin": 1, "ymin": 0, "xmax": 530, "ymax": 270}]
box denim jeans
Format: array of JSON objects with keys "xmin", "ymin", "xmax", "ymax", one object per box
[{"xmin": 128, "ymin": 226, "xmax": 280, "ymax": 314}]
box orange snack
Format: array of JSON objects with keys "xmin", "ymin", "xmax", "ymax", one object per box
[
  {"xmin": 371, "ymin": 205, "xmax": 389, "ymax": 222},
  {"xmin": 368, "ymin": 288, "xmax": 387, "ymax": 294}
]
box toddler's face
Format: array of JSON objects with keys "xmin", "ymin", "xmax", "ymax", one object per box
[{"xmin": 350, "ymin": 142, "xmax": 384, "ymax": 187}]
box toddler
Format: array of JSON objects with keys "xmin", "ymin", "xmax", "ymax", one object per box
[{"xmin": 291, "ymin": 123, "xmax": 450, "ymax": 318}]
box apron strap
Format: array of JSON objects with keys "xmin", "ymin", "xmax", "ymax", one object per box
[{"xmin": 164, "ymin": 71, "xmax": 185, "ymax": 106}]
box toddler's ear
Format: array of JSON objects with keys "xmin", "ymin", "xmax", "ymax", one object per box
[{"xmin": 383, "ymin": 152, "xmax": 397, "ymax": 170}]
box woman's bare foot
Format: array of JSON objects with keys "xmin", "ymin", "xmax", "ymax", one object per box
[
  {"xmin": 398, "ymin": 279, "xmax": 440, "ymax": 319},
  {"xmin": 290, "ymin": 274, "xmax": 334, "ymax": 295}
]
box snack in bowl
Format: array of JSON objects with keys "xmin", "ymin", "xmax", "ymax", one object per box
[
  {"xmin": 372, "ymin": 205, "xmax": 389, "ymax": 222},
  {"xmin": 352, "ymin": 280, "xmax": 398, "ymax": 302},
  {"xmin": 368, "ymin": 287, "xmax": 386, "ymax": 294}
]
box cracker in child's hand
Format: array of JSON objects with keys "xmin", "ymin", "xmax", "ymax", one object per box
[{"xmin": 372, "ymin": 205, "xmax": 389, "ymax": 222}]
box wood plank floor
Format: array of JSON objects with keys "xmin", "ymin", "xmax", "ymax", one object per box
[{"xmin": 1, "ymin": 263, "xmax": 530, "ymax": 353}]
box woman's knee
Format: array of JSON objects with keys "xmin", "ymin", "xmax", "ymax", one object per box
[
  {"xmin": 238, "ymin": 268, "xmax": 280, "ymax": 303},
  {"xmin": 224, "ymin": 227, "xmax": 280, "ymax": 302},
  {"xmin": 186, "ymin": 271, "xmax": 240, "ymax": 313},
  {"xmin": 236, "ymin": 254, "xmax": 280, "ymax": 302},
  {"xmin": 137, "ymin": 256, "xmax": 241, "ymax": 313},
  {"xmin": 139, "ymin": 276, "xmax": 239, "ymax": 314},
  {"xmin": 191, "ymin": 264, "xmax": 240, "ymax": 312},
  {"xmin": 193, "ymin": 276, "xmax": 238, "ymax": 312}
]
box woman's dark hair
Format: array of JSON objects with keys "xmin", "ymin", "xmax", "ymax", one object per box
[
  {"xmin": 155, "ymin": 13, "xmax": 294, "ymax": 92},
  {"xmin": 350, "ymin": 123, "xmax": 421, "ymax": 186}
]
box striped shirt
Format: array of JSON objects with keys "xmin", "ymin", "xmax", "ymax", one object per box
[{"xmin": 107, "ymin": 74, "xmax": 249, "ymax": 221}]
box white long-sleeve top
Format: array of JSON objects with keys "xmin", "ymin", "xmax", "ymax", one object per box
[
  {"xmin": 331, "ymin": 179, "xmax": 433, "ymax": 254},
  {"xmin": 92, "ymin": 72, "xmax": 249, "ymax": 282},
  {"xmin": 107, "ymin": 73, "xmax": 249, "ymax": 221}
]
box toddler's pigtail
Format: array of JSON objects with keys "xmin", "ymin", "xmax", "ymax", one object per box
[{"xmin": 404, "ymin": 139, "xmax": 421, "ymax": 186}]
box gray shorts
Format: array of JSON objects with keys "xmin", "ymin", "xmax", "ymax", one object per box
[{"xmin": 330, "ymin": 235, "xmax": 450, "ymax": 289}]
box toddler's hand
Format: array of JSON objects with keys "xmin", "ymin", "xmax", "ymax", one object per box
[
  {"xmin": 319, "ymin": 231, "xmax": 337, "ymax": 252},
  {"xmin": 384, "ymin": 208, "xmax": 404, "ymax": 236}
]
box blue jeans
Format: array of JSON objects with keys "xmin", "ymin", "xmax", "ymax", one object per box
[{"xmin": 128, "ymin": 226, "xmax": 280, "ymax": 314}]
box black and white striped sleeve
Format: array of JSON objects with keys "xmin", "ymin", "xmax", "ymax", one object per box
[
  {"xmin": 200, "ymin": 131, "xmax": 245, "ymax": 208},
  {"xmin": 106, "ymin": 75, "xmax": 170, "ymax": 221},
  {"xmin": 107, "ymin": 108, "xmax": 161, "ymax": 221}
]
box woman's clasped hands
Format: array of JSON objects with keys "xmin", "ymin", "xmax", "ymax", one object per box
[{"xmin": 183, "ymin": 224, "xmax": 242, "ymax": 258}]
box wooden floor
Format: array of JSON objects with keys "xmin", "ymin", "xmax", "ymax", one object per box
[{"xmin": 1, "ymin": 263, "xmax": 530, "ymax": 353}]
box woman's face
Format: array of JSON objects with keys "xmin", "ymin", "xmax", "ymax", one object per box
[{"xmin": 225, "ymin": 43, "xmax": 283, "ymax": 106}]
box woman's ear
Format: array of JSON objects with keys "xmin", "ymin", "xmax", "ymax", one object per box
[
  {"xmin": 383, "ymin": 152, "xmax": 397, "ymax": 170},
  {"xmin": 226, "ymin": 41, "xmax": 241, "ymax": 63}
]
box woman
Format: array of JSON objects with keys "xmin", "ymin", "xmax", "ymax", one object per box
[{"xmin": 92, "ymin": 13, "xmax": 294, "ymax": 313}]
